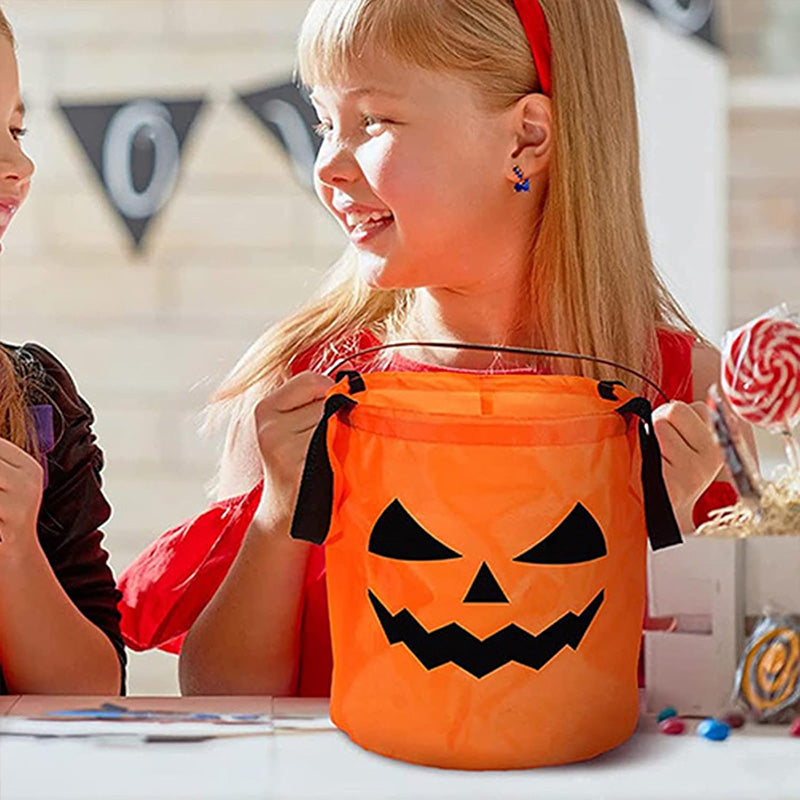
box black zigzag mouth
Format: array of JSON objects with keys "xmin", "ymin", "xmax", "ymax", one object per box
[{"xmin": 368, "ymin": 589, "xmax": 605, "ymax": 679}]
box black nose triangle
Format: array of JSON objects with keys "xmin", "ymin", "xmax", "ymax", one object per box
[{"xmin": 463, "ymin": 562, "xmax": 510, "ymax": 604}]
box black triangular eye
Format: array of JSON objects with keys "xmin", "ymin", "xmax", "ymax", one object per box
[
  {"xmin": 513, "ymin": 503, "xmax": 607, "ymax": 565},
  {"xmin": 368, "ymin": 500, "xmax": 462, "ymax": 561}
]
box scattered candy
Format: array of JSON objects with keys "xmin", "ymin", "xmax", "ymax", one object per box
[
  {"xmin": 721, "ymin": 314, "xmax": 800, "ymax": 432},
  {"xmin": 790, "ymin": 717, "xmax": 800, "ymax": 737},
  {"xmin": 721, "ymin": 711, "xmax": 746, "ymax": 729},
  {"xmin": 697, "ymin": 718, "xmax": 730, "ymax": 741},
  {"xmin": 658, "ymin": 718, "xmax": 685, "ymax": 735},
  {"xmin": 657, "ymin": 707, "xmax": 678, "ymax": 723}
]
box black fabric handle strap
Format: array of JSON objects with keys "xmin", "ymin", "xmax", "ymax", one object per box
[
  {"xmin": 290, "ymin": 393, "xmax": 357, "ymax": 545},
  {"xmin": 615, "ymin": 397, "xmax": 683, "ymax": 551},
  {"xmin": 334, "ymin": 370, "xmax": 366, "ymax": 394}
]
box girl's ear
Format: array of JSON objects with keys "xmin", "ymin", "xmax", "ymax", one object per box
[{"xmin": 507, "ymin": 93, "xmax": 552, "ymax": 182}]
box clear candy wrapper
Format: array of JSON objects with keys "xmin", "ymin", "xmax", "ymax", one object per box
[
  {"xmin": 733, "ymin": 609, "xmax": 800, "ymax": 723},
  {"xmin": 696, "ymin": 306, "xmax": 800, "ymax": 537},
  {"xmin": 721, "ymin": 304, "xmax": 800, "ymax": 471}
]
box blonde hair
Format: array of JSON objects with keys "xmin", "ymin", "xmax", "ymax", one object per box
[
  {"xmin": 0, "ymin": 348, "xmax": 38, "ymax": 456},
  {"xmin": 211, "ymin": 0, "xmax": 703, "ymax": 428}
]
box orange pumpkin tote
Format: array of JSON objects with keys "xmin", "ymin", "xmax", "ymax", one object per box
[{"xmin": 290, "ymin": 344, "xmax": 682, "ymax": 770}]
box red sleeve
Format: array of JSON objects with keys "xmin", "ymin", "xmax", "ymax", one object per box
[
  {"xmin": 117, "ymin": 483, "xmax": 263, "ymax": 653},
  {"xmin": 692, "ymin": 481, "xmax": 739, "ymax": 529},
  {"xmin": 288, "ymin": 345, "xmax": 320, "ymax": 376},
  {"xmin": 655, "ymin": 328, "xmax": 695, "ymax": 404},
  {"xmin": 289, "ymin": 330, "xmax": 381, "ymax": 377},
  {"xmin": 655, "ymin": 330, "xmax": 738, "ymax": 528}
]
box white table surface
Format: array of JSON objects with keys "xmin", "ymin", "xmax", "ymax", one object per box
[{"xmin": 0, "ymin": 696, "xmax": 798, "ymax": 800}]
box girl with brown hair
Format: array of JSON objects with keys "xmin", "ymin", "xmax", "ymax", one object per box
[{"xmin": 0, "ymin": 8, "xmax": 125, "ymax": 694}]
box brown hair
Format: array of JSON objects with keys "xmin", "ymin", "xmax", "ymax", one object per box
[
  {"xmin": 210, "ymin": 0, "xmax": 704, "ymax": 428},
  {"xmin": 0, "ymin": 350, "xmax": 37, "ymax": 455},
  {"xmin": 0, "ymin": 8, "xmax": 36, "ymax": 455}
]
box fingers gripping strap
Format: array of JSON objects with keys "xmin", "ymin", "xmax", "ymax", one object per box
[
  {"xmin": 615, "ymin": 398, "xmax": 683, "ymax": 551},
  {"xmin": 334, "ymin": 370, "xmax": 366, "ymax": 394},
  {"xmin": 290, "ymin": 393, "xmax": 357, "ymax": 545}
]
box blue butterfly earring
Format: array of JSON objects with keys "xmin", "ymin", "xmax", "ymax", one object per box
[{"xmin": 512, "ymin": 165, "xmax": 530, "ymax": 193}]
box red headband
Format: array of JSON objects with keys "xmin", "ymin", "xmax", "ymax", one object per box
[{"xmin": 512, "ymin": 0, "xmax": 553, "ymax": 96}]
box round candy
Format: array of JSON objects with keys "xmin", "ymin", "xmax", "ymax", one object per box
[
  {"xmin": 790, "ymin": 717, "xmax": 800, "ymax": 737},
  {"xmin": 658, "ymin": 718, "xmax": 685, "ymax": 735},
  {"xmin": 721, "ymin": 711, "xmax": 746, "ymax": 729},
  {"xmin": 736, "ymin": 620, "xmax": 800, "ymax": 721},
  {"xmin": 721, "ymin": 316, "xmax": 800, "ymax": 431},
  {"xmin": 657, "ymin": 706, "xmax": 678, "ymax": 723},
  {"xmin": 697, "ymin": 718, "xmax": 730, "ymax": 741}
]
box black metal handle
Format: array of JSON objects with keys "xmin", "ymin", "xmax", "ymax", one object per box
[{"xmin": 324, "ymin": 341, "xmax": 670, "ymax": 403}]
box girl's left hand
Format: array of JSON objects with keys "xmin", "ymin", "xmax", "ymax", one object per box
[
  {"xmin": 652, "ymin": 400, "xmax": 724, "ymax": 531},
  {"xmin": 0, "ymin": 439, "xmax": 44, "ymax": 552}
]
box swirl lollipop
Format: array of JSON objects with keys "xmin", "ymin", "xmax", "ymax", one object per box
[
  {"xmin": 735, "ymin": 614, "xmax": 800, "ymax": 721},
  {"xmin": 722, "ymin": 310, "xmax": 800, "ymax": 469}
]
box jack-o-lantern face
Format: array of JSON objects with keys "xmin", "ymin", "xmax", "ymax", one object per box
[{"xmin": 366, "ymin": 499, "xmax": 607, "ymax": 678}]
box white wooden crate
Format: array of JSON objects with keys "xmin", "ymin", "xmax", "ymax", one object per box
[{"xmin": 645, "ymin": 535, "xmax": 800, "ymax": 715}]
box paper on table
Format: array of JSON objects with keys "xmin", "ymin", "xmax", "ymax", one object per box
[
  {"xmin": 0, "ymin": 701, "xmax": 335, "ymax": 742},
  {"xmin": 0, "ymin": 716, "xmax": 275, "ymax": 742}
]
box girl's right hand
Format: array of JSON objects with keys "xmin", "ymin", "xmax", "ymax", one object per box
[
  {"xmin": 0, "ymin": 438, "xmax": 44, "ymax": 556},
  {"xmin": 252, "ymin": 371, "xmax": 335, "ymax": 525}
]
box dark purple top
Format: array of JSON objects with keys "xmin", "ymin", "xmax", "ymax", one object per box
[{"xmin": 0, "ymin": 343, "xmax": 126, "ymax": 694}]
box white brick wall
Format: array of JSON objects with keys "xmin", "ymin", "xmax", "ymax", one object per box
[
  {"xmin": 729, "ymin": 107, "xmax": 800, "ymax": 330},
  {"xmin": 169, "ymin": 0, "xmax": 310, "ymax": 39},
  {"xmin": 7, "ymin": 2, "xmax": 171, "ymax": 42}
]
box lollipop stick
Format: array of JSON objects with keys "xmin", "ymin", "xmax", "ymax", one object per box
[
  {"xmin": 707, "ymin": 384, "xmax": 762, "ymax": 508},
  {"xmin": 781, "ymin": 428, "xmax": 800, "ymax": 472}
]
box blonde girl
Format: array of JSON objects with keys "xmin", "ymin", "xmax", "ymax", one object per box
[{"xmin": 120, "ymin": 0, "xmax": 751, "ymax": 696}]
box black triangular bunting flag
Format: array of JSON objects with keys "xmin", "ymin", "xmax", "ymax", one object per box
[
  {"xmin": 236, "ymin": 81, "xmax": 321, "ymax": 190},
  {"xmin": 633, "ymin": 0, "xmax": 720, "ymax": 48},
  {"xmin": 58, "ymin": 97, "xmax": 205, "ymax": 251}
]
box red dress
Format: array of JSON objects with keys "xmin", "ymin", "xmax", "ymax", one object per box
[{"xmin": 118, "ymin": 329, "xmax": 737, "ymax": 696}]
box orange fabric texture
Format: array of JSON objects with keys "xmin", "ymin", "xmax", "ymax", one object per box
[{"xmin": 293, "ymin": 371, "xmax": 670, "ymax": 769}]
